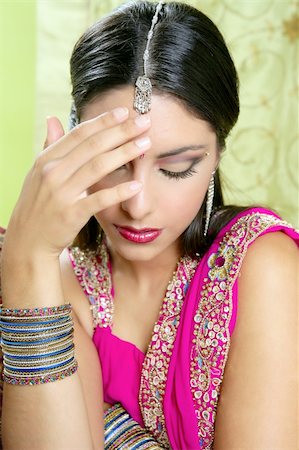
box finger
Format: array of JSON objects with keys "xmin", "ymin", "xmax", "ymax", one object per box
[
  {"xmin": 41, "ymin": 107, "xmax": 130, "ymax": 161},
  {"xmin": 43, "ymin": 116, "xmax": 65, "ymax": 150},
  {"xmin": 77, "ymin": 181, "xmax": 143, "ymax": 220},
  {"xmin": 48, "ymin": 114, "xmax": 151, "ymax": 184},
  {"xmin": 67, "ymin": 136, "xmax": 151, "ymax": 195}
]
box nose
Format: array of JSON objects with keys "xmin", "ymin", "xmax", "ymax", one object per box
[{"xmin": 121, "ymin": 168, "xmax": 155, "ymax": 220}]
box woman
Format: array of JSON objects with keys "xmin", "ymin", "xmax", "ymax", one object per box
[{"xmin": 0, "ymin": 1, "xmax": 298, "ymax": 449}]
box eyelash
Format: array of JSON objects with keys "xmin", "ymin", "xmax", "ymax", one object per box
[
  {"xmin": 115, "ymin": 158, "xmax": 201, "ymax": 180},
  {"xmin": 160, "ymin": 158, "xmax": 201, "ymax": 180},
  {"xmin": 160, "ymin": 167, "xmax": 197, "ymax": 180}
]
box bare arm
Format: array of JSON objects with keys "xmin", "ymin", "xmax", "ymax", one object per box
[
  {"xmin": 1, "ymin": 256, "xmax": 96, "ymax": 450},
  {"xmin": 213, "ymin": 232, "xmax": 298, "ymax": 449},
  {"xmin": 1, "ymin": 108, "xmax": 151, "ymax": 449}
]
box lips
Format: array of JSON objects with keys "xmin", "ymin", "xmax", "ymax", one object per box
[{"xmin": 114, "ymin": 225, "xmax": 162, "ymax": 244}]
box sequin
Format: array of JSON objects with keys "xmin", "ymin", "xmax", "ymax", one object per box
[
  {"xmin": 139, "ymin": 256, "xmax": 198, "ymax": 447},
  {"xmin": 190, "ymin": 212, "xmax": 291, "ymax": 448}
]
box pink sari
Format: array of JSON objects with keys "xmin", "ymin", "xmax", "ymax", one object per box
[
  {"xmin": 67, "ymin": 208, "xmax": 298, "ymax": 449},
  {"xmin": 137, "ymin": 208, "xmax": 299, "ymax": 449}
]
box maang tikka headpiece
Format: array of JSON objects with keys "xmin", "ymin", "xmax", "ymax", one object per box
[{"xmin": 133, "ymin": 1, "xmax": 164, "ymax": 114}]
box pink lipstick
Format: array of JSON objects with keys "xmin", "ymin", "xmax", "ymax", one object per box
[{"xmin": 115, "ymin": 225, "xmax": 162, "ymax": 243}]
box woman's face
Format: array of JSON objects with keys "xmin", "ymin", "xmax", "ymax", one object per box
[{"xmin": 80, "ymin": 86, "xmax": 218, "ymax": 262}]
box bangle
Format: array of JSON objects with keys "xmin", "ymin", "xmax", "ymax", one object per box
[
  {"xmin": 104, "ymin": 403, "xmax": 163, "ymax": 449},
  {"xmin": 2, "ymin": 361, "xmax": 78, "ymax": 385},
  {"xmin": 0, "ymin": 303, "xmax": 78, "ymax": 385},
  {"xmin": 0, "ymin": 303, "xmax": 72, "ymax": 318}
]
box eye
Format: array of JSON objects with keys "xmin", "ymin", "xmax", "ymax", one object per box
[
  {"xmin": 160, "ymin": 167, "xmax": 197, "ymax": 180},
  {"xmin": 159, "ymin": 158, "xmax": 201, "ymax": 180}
]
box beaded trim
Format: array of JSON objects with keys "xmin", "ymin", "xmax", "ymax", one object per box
[
  {"xmin": 139, "ymin": 256, "xmax": 199, "ymax": 447},
  {"xmin": 2, "ymin": 361, "xmax": 78, "ymax": 385},
  {"xmin": 69, "ymin": 241, "xmax": 199, "ymax": 446},
  {"xmin": 190, "ymin": 212, "xmax": 292, "ymax": 449},
  {"xmin": 0, "ymin": 303, "xmax": 72, "ymax": 317},
  {"xmin": 69, "ymin": 245, "xmax": 113, "ymax": 328}
]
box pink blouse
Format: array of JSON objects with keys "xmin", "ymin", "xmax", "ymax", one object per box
[{"xmin": 93, "ymin": 326, "xmax": 146, "ymax": 425}]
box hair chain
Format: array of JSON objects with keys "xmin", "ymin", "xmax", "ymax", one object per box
[
  {"xmin": 133, "ymin": 1, "xmax": 164, "ymax": 114},
  {"xmin": 143, "ymin": 1, "xmax": 164, "ymax": 76}
]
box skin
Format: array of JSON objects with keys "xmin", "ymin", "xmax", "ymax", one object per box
[
  {"xmin": 82, "ymin": 86, "xmax": 218, "ymax": 271},
  {"xmin": 1, "ymin": 84, "xmax": 298, "ymax": 448}
]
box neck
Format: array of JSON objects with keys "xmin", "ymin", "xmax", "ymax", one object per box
[{"xmin": 107, "ymin": 242, "xmax": 181, "ymax": 291}]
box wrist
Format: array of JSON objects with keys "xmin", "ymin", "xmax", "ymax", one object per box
[{"xmin": 1, "ymin": 251, "xmax": 64, "ymax": 309}]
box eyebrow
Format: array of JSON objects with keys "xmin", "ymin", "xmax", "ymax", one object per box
[{"xmin": 157, "ymin": 144, "xmax": 208, "ymax": 158}]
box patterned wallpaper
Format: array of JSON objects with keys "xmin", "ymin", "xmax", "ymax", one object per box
[{"xmin": 35, "ymin": 0, "xmax": 299, "ymax": 226}]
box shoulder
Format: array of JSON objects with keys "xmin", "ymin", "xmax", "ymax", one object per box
[
  {"xmin": 213, "ymin": 230, "xmax": 298, "ymax": 448},
  {"xmin": 237, "ymin": 230, "xmax": 298, "ymax": 347},
  {"xmin": 212, "ymin": 207, "xmax": 298, "ymax": 279},
  {"xmin": 239, "ymin": 229, "xmax": 298, "ymax": 278}
]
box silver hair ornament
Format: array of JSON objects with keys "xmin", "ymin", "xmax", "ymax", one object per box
[{"xmin": 133, "ymin": 1, "xmax": 164, "ymax": 114}]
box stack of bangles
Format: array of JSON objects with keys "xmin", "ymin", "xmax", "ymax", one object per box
[
  {"xmin": 0, "ymin": 303, "xmax": 78, "ymax": 385},
  {"xmin": 104, "ymin": 404, "xmax": 163, "ymax": 449}
]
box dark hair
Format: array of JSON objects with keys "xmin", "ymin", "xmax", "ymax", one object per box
[{"xmin": 70, "ymin": 0, "xmax": 247, "ymax": 256}]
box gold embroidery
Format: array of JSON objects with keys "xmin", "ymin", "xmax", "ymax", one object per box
[
  {"xmin": 139, "ymin": 257, "xmax": 199, "ymax": 447},
  {"xmin": 69, "ymin": 245, "xmax": 113, "ymax": 328},
  {"xmin": 190, "ymin": 212, "xmax": 292, "ymax": 448}
]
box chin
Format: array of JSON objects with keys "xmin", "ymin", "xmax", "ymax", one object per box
[{"xmin": 109, "ymin": 240, "xmax": 166, "ymax": 262}]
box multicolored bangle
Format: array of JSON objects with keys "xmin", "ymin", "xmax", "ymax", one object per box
[
  {"xmin": 104, "ymin": 403, "xmax": 163, "ymax": 449},
  {"xmin": 0, "ymin": 303, "xmax": 78, "ymax": 385}
]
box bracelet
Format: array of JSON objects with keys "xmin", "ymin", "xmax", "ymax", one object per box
[
  {"xmin": 2, "ymin": 361, "xmax": 78, "ymax": 385},
  {"xmin": 0, "ymin": 316, "xmax": 71, "ymax": 331},
  {"xmin": 104, "ymin": 403, "xmax": 163, "ymax": 449},
  {"xmin": 1, "ymin": 330, "xmax": 73, "ymax": 345},
  {"xmin": 1, "ymin": 325, "xmax": 74, "ymax": 341},
  {"xmin": 4, "ymin": 348, "xmax": 75, "ymax": 367},
  {"xmin": 0, "ymin": 335, "xmax": 74, "ymax": 353},
  {"xmin": 0, "ymin": 338, "xmax": 74, "ymax": 355},
  {"xmin": 0, "ymin": 303, "xmax": 72, "ymax": 317},
  {"xmin": 0, "ymin": 303, "xmax": 78, "ymax": 385},
  {"xmin": 3, "ymin": 342, "xmax": 74, "ymax": 359}
]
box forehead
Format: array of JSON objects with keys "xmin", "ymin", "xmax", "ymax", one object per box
[{"xmin": 80, "ymin": 86, "xmax": 216, "ymax": 150}]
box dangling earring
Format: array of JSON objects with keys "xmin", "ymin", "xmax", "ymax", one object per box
[{"xmin": 204, "ymin": 172, "xmax": 215, "ymax": 237}]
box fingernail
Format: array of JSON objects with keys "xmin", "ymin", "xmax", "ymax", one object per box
[
  {"xmin": 135, "ymin": 115, "xmax": 151, "ymax": 128},
  {"xmin": 113, "ymin": 107, "xmax": 129, "ymax": 122},
  {"xmin": 135, "ymin": 136, "xmax": 151, "ymax": 150},
  {"xmin": 129, "ymin": 181, "xmax": 143, "ymax": 191}
]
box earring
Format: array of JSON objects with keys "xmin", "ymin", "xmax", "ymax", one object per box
[{"xmin": 204, "ymin": 172, "xmax": 215, "ymax": 237}]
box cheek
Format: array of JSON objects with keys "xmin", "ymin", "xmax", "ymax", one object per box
[{"xmin": 162, "ymin": 178, "xmax": 209, "ymax": 225}]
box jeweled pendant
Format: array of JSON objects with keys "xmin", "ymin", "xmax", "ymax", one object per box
[{"xmin": 134, "ymin": 75, "xmax": 152, "ymax": 114}]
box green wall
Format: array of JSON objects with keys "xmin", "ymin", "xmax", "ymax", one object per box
[{"xmin": 0, "ymin": 1, "xmax": 36, "ymax": 227}]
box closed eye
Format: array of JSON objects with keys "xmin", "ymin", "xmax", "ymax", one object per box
[{"xmin": 159, "ymin": 157, "xmax": 202, "ymax": 180}]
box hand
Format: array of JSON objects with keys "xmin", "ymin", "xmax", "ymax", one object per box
[{"xmin": 4, "ymin": 108, "xmax": 151, "ymax": 260}]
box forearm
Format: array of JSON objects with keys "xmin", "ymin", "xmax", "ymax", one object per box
[
  {"xmin": 2, "ymin": 374, "xmax": 94, "ymax": 449},
  {"xmin": 1, "ymin": 254, "xmax": 95, "ymax": 450}
]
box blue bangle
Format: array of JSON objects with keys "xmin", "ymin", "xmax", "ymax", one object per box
[
  {"xmin": 4, "ymin": 356, "xmax": 75, "ymax": 372},
  {"xmin": 0, "ymin": 316, "xmax": 68, "ymax": 327},
  {"xmin": 4, "ymin": 343, "xmax": 74, "ymax": 360},
  {"xmin": 1, "ymin": 330, "xmax": 72, "ymax": 346}
]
